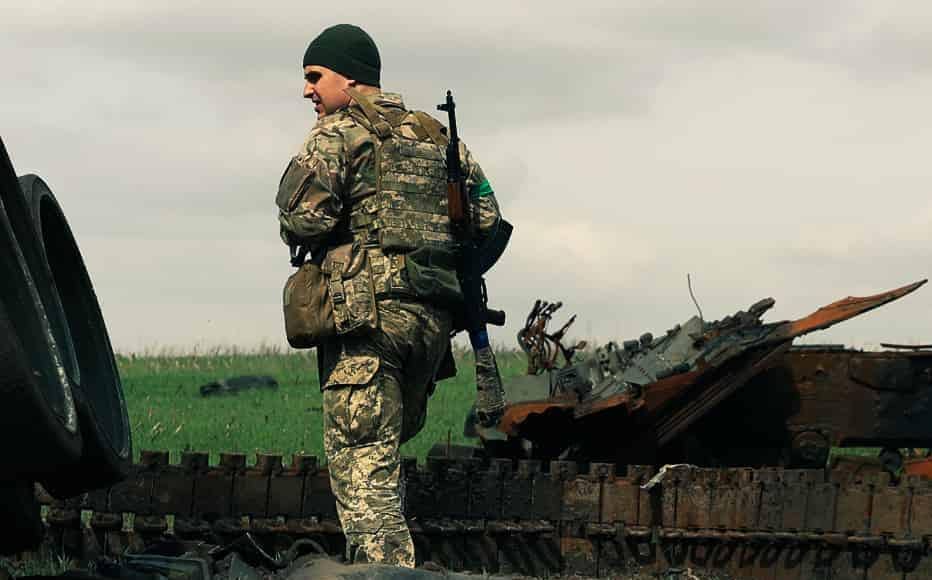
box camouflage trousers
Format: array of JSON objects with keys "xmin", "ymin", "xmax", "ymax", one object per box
[{"xmin": 319, "ymin": 299, "xmax": 453, "ymax": 567}]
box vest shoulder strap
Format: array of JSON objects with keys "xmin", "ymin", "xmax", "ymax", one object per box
[
  {"xmin": 344, "ymin": 88, "xmax": 393, "ymax": 138},
  {"xmin": 412, "ymin": 111, "xmax": 450, "ymax": 148}
]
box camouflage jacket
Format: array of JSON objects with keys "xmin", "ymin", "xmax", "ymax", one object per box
[{"xmin": 278, "ymin": 92, "xmax": 502, "ymax": 254}]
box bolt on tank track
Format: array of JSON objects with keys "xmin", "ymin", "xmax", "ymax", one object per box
[{"xmin": 36, "ymin": 450, "xmax": 932, "ymax": 578}]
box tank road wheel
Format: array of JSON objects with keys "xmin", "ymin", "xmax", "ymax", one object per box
[
  {"xmin": 789, "ymin": 430, "xmax": 831, "ymax": 468},
  {"xmin": 0, "ymin": 142, "xmax": 82, "ymax": 478},
  {"xmin": 19, "ymin": 175, "xmax": 133, "ymax": 497},
  {"xmin": 0, "ymin": 146, "xmax": 79, "ymax": 388}
]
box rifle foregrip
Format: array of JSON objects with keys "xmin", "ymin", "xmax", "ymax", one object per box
[{"xmin": 486, "ymin": 308, "xmax": 506, "ymax": 327}]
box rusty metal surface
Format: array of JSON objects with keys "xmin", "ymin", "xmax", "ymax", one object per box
[
  {"xmin": 775, "ymin": 280, "xmax": 926, "ymax": 339},
  {"xmin": 906, "ymin": 457, "xmax": 932, "ymax": 480},
  {"xmin": 685, "ymin": 348, "xmax": 932, "ymax": 466},
  {"xmin": 651, "ymin": 342, "xmax": 791, "ymax": 448},
  {"xmin": 37, "ymin": 453, "xmax": 932, "ymax": 578}
]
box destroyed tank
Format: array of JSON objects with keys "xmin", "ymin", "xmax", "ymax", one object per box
[{"xmin": 474, "ymin": 282, "xmax": 932, "ymax": 473}]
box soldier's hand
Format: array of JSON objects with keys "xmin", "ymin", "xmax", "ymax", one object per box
[{"xmin": 474, "ymin": 346, "xmax": 506, "ymax": 428}]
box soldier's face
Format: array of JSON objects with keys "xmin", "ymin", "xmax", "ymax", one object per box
[{"xmin": 303, "ymin": 65, "xmax": 353, "ymax": 119}]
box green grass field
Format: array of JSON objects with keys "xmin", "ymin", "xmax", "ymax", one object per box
[
  {"xmin": 120, "ymin": 347, "xmax": 527, "ymax": 465},
  {"xmin": 120, "ymin": 347, "xmax": 885, "ymax": 466}
]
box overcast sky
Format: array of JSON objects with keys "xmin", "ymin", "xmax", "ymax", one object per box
[{"xmin": 3, "ymin": 1, "xmax": 931, "ymax": 353}]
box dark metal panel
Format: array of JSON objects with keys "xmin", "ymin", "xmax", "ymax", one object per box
[
  {"xmin": 109, "ymin": 465, "xmax": 154, "ymax": 514},
  {"xmin": 527, "ymin": 462, "xmax": 562, "ymax": 521},
  {"xmin": 562, "ymin": 471, "xmax": 600, "ymax": 523},
  {"xmin": 426, "ymin": 457, "xmax": 471, "ymax": 519},
  {"xmin": 267, "ymin": 465, "xmax": 306, "ymax": 518},
  {"xmin": 758, "ymin": 468, "xmax": 785, "ymax": 531},
  {"xmin": 232, "ymin": 455, "xmax": 277, "ymax": 518},
  {"xmin": 835, "ymin": 483, "xmax": 873, "ymax": 535},
  {"xmin": 907, "ymin": 483, "xmax": 932, "ymax": 537},
  {"xmin": 151, "ymin": 465, "xmax": 193, "ymax": 517},
  {"xmin": 469, "ymin": 458, "xmax": 509, "ymax": 519},
  {"xmin": 806, "ymin": 482, "xmax": 839, "ymax": 532},
  {"xmin": 303, "ymin": 468, "xmax": 337, "ymax": 518},
  {"xmin": 502, "ymin": 459, "xmax": 538, "ymax": 519},
  {"xmin": 675, "ymin": 467, "xmax": 709, "ymax": 530},
  {"xmin": 736, "ymin": 469, "xmax": 762, "ymax": 530},
  {"xmin": 660, "ymin": 467, "xmax": 682, "ymax": 529},
  {"xmin": 871, "ymin": 486, "xmax": 910, "ymax": 537},
  {"xmin": 712, "ymin": 469, "xmax": 740, "ymax": 530},
  {"xmin": 192, "ymin": 454, "xmax": 236, "ymax": 520},
  {"xmin": 600, "ymin": 475, "xmax": 639, "ymax": 525},
  {"xmin": 781, "ymin": 469, "xmax": 810, "ymax": 532}
]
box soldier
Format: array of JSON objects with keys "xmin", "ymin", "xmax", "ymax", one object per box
[{"xmin": 276, "ymin": 24, "xmax": 504, "ymax": 567}]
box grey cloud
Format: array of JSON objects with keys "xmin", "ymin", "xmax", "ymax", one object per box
[{"xmin": 4, "ymin": 1, "xmax": 932, "ymax": 351}]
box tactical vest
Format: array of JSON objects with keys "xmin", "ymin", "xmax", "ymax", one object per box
[{"xmin": 343, "ymin": 89, "xmax": 463, "ymax": 304}]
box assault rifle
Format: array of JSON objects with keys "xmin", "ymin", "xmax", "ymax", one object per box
[{"xmin": 438, "ymin": 90, "xmax": 510, "ymax": 427}]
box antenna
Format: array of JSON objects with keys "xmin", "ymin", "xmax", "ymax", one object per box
[{"xmin": 687, "ymin": 273, "xmax": 704, "ymax": 325}]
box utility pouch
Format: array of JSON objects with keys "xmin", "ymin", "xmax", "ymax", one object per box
[
  {"xmin": 322, "ymin": 242, "xmax": 379, "ymax": 335},
  {"xmin": 403, "ymin": 246, "xmax": 464, "ymax": 305},
  {"xmin": 283, "ymin": 260, "xmax": 335, "ymax": 349}
]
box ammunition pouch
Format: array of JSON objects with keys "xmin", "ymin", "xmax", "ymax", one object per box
[
  {"xmin": 282, "ymin": 242, "xmax": 379, "ymax": 349},
  {"xmin": 321, "ymin": 242, "xmax": 379, "ymax": 336}
]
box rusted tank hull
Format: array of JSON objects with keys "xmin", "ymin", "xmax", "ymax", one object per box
[
  {"xmin": 492, "ymin": 284, "xmax": 932, "ymax": 468},
  {"xmin": 676, "ymin": 348, "xmax": 932, "ymax": 467},
  {"xmin": 490, "ymin": 345, "xmax": 932, "ymax": 469}
]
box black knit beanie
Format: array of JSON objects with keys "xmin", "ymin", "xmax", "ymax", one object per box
[{"xmin": 303, "ymin": 24, "xmax": 381, "ymax": 87}]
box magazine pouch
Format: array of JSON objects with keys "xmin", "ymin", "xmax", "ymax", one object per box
[{"xmin": 321, "ymin": 242, "xmax": 379, "ymax": 335}]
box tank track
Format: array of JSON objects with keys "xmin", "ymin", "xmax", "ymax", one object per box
[{"xmin": 38, "ymin": 450, "xmax": 932, "ymax": 579}]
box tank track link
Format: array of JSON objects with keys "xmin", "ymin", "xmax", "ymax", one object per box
[{"xmin": 37, "ymin": 450, "xmax": 932, "ymax": 578}]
